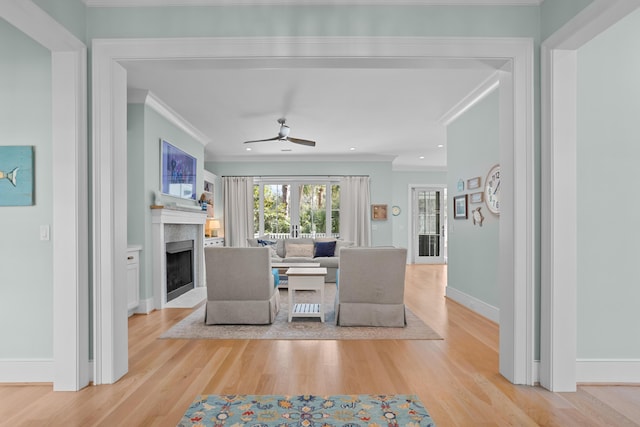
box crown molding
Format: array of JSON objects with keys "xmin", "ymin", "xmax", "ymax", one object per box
[
  {"xmin": 438, "ymin": 70, "xmax": 500, "ymax": 126},
  {"xmin": 128, "ymin": 89, "xmax": 210, "ymax": 146},
  {"xmin": 82, "ymin": 0, "xmax": 543, "ymax": 7}
]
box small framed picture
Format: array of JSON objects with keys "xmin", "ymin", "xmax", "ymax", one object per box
[
  {"xmin": 371, "ymin": 204, "xmax": 388, "ymax": 220},
  {"xmin": 469, "ymin": 192, "xmax": 484, "ymax": 204},
  {"xmin": 467, "ymin": 176, "xmax": 481, "ymax": 190},
  {"xmin": 453, "ymin": 195, "xmax": 468, "ymax": 219}
]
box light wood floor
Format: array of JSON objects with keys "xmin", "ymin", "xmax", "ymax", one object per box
[{"xmin": 2, "ymin": 265, "xmax": 639, "ymax": 426}]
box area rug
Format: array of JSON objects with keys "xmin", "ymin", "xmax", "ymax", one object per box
[
  {"xmin": 160, "ymin": 285, "xmax": 442, "ymax": 340},
  {"xmin": 178, "ymin": 394, "xmax": 436, "ymax": 427}
]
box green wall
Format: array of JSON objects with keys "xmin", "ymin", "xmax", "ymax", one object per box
[
  {"xmin": 577, "ymin": 8, "xmax": 640, "ymax": 359},
  {"xmin": 540, "ymin": 0, "xmax": 594, "ymax": 41},
  {"xmin": 0, "ymin": 19, "xmax": 53, "ymax": 358},
  {"xmin": 447, "ymin": 90, "xmax": 500, "ymax": 308},
  {"xmin": 127, "ymin": 103, "xmax": 205, "ymax": 303},
  {"xmin": 86, "ymin": 5, "xmax": 539, "ymax": 39},
  {"xmin": 32, "ymin": 0, "xmax": 87, "ymax": 43}
]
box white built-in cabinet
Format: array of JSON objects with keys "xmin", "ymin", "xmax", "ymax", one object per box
[{"xmin": 127, "ymin": 245, "xmax": 142, "ymax": 316}]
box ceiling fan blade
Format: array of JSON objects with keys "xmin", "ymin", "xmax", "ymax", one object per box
[
  {"xmin": 287, "ymin": 136, "xmax": 316, "ymax": 147},
  {"xmin": 243, "ymin": 136, "xmax": 280, "ymax": 144}
]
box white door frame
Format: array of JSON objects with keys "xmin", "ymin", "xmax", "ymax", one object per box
[
  {"xmin": 0, "ymin": 1, "xmax": 89, "ymax": 390},
  {"xmin": 92, "ymin": 36, "xmax": 535, "ymax": 385},
  {"xmin": 409, "ymin": 185, "xmax": 446, "ymax": 264},
  {"xmin": 540, "ymin": 0, "xmax": 640, "ymax": 392}
]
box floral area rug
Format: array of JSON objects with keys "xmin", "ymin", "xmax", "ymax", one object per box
[{"xmin": 178, "ymin": 394, "xmax": 436, "ymax": 427}]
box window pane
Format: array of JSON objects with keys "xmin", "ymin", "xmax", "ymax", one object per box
[
  {"xmin": 262, "ymin": 184, "xmax": 290, "ymax": 237},
  {"xmin": 299, "ymin": 184, "xmax": 327, "ymax": 235},
  {"xmin": 331, "ymin": 184, "xmax": 340, "ymax": 236}
]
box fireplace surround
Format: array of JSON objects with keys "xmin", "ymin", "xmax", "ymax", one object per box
[{"xmin": 151, "ymin": 207, "xmax": 206, "ymax": 309}]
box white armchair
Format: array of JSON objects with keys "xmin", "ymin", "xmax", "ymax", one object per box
[
  {"xmin": 204, "ymin": 247, "xmax": 280, "ymax": 325},
  {"xmin": 334, "ymin": 247, "xmax": 408, "ymax": 327}
]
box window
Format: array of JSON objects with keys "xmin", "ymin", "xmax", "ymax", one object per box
[{"xmin": 254, "ymin": 178, "xmax": 340, "ymax": 239}]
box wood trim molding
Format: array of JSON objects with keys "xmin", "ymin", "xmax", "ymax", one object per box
[
  {"xmin": 438, "ymin": 71, "xmax": 501, "ymax": 126},
  {"xmin": 92, "ymin": 35, "xmax": 535, "ymax": 386},
  {"xmin": 446, "ymin": 286, "xmax": 500, "ymax": 323},
  {"xmin": 0, "ymin": 1, "xmax": 89, "ymax": 391},
  {"xmin": 83, "ymin": 0, "xmax": 544, "ymax": 7}
]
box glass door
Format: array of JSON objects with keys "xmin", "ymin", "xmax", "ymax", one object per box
[
  {"xmin": 412, "ymin": 186, "xmax": 446, "ymax": 264},
  {"xmin": 254, "ymin": 180, "xmax": 341, "ymax": 239}
]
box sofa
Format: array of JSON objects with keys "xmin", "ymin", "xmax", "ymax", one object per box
[
  {"xmin": 334, "ymin": 247, "xmax": 408, "ymax": 327},
  {"xmin": 247, "ymin": 236, "xmax": 355, "ymax": 283},
  {"xmin": 204, "ymin": 246, "xmax": 280, "ymax": 325}
]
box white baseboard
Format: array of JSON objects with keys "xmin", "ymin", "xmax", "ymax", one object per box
[
  {"xmin": 0, "ymin": 359, "xmax": 53, "ymax": 383},
  {"xmin": 576, "ymin": 359, "xmax": 640, "ymax": 384},
  {"xmin": 445, "ymin": 286, "xmax": 500, "ymax": 324},
  {"xmin": 134, "ymin": 297, "xmax": 155, "ymax": 314}
]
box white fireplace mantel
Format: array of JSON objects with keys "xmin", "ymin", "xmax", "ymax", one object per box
[{"xmin": 151, "ymin": 207, "xmax": 207, "ymax": 309}]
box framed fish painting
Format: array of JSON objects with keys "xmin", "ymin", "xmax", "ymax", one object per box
[{"xmin": 0, "ymin": 146, "xmax": 34, "ymax": 206}]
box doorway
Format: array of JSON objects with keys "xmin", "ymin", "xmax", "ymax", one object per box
[{"xmin": 411, "ymin": 186, "xmax": 446, "ymax": 264}]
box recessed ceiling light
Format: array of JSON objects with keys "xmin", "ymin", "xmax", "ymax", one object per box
[
  {"xmin": 349, "ymin": 147, "xmax": 356, "ymax": 151},
  {"xmin": 437, "ymin": 144, "xmax": 444, "ymax": 148},
  {"xmin": 419, "ymin": 156, "xmax": 425, "ymax": 160},
  {"xmin": 281, "ymin": 149, "xmax": 292, "ymax": 152},
  {"xmin": 245, "ymin": 147, "xmax": 252, "ymax": 151}
]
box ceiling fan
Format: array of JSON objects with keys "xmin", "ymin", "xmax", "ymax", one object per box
[{"xmin": 243, "ymin": 118, "xmax": 316, "ymax": 147}]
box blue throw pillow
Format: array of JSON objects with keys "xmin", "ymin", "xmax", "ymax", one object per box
[
  {"xmin": 257, "ymin": 239, "xmax": 276, "ymax": 247},
  {"xmin": 314, "ymin": 240, "xmax": 336, "ymax": 257}
]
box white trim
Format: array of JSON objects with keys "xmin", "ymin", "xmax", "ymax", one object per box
[
  {"xmin": 576, "ymin": 360, "xmax": 640, "ymax": 384},
  {"xmin": 92, "ymin": 35, "xmax": 535, "ymax": 386},
  {"xmin": 0, "ymin": 360, "xmax": 53, "ymax": 383},
  {"xmin": 540, "ymin": 0, "xmax": 640, "ymax": 392},
  {"xmin": 134, "ymin": 297, "xmax": 155, "ymax": 314},
  {"xmin": 446, "ymin": 286, "xmax": 500, "ymax": 323},
  {"xmin": 438, "ymin": 71, "xmax": 501, "ymax": 126},
  {"xmin": 82, "ymin": 0, "xmax": 543, "ymax": 7},
  {"xmin": 0, "ymin": 1, "xmax": 89, "ymax": 391},
  {"xmin": 142, "ymin": 91, "xmax": 210, "ymax": 146}
]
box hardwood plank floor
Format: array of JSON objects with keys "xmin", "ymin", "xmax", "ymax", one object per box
[{"xmin": 1, "ymin": 265, "xmax": 639, "ymax": 426}]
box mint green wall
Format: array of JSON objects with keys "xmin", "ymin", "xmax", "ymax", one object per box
[
  {"xmin": 126, "ymin": 104, "xmax": 205, "ymax": 302},
  {"xmin": 86, "ymin": 6, "xmax": 539, "ymax": 39},
  {"xmin": 32, "ymin": 0, "xmax": 87, "ymax": 44},
  {"xmin": 391, "ymin": 170, "xmax": 447, "ymax": 250},
  {"xmin": 541, "ymin": 0, "xmax": 594, "ymax": 42},
  {"xmin": 206, "ymin": 161, "xmax": 393, "ymax": 246},
  {"xmin": 0, "ymin": 19, "xmax": 53, "ymax": 358},
  {"xmin": 577, "ymin": 9, "xmax": 640, "ymax": 359},
  {"xmin": 447, "ymin": 90, "xmax": 500, "ymax": 308}
]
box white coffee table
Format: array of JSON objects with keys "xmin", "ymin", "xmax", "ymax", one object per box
[
  {"xmin": 272, "ymin": 262, "xmax": 320, "ymax": 288},
  {"xmin": 286, "ymin": 267, "xmax": 327, "ymax": 322}
]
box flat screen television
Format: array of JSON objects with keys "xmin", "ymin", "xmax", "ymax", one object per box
[{"xmin": 160, "ymin": 139, "xmax": 197, "ymax": 200}]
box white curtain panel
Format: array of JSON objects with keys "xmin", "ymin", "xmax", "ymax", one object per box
[
  {"xmin": 339, "ymin": 176, "xmax": 371, "ymax": 247},
  {"xmin": 223, "ymin": 176, "xmax": 254, "ymax": 247}
]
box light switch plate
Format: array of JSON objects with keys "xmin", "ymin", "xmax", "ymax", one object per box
[{"xmin": 40, "ymin": 225, "xmax": 50, "ymax": 241}]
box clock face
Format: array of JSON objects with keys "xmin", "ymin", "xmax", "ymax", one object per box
[{"xmin": 484, "ymin": 164, "xmax": 501, "ymax": 215}]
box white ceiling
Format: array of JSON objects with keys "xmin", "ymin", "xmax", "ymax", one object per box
[{"xmin": 124, "ymin": 56, "xmax": 503, "ymax": 169}]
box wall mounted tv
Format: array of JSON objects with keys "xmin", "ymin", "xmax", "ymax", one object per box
[{"xmin": 160, "ymin": 139, "xmax": 197, "ymax": 200}]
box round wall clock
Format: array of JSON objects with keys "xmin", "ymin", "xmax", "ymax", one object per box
[
  {"xmin": 392, "ymin": 205, "xmax": 401, "ymax": 216},
  {"xmin": 484, "ymin": 164, "xmax": 501, "ymax": 215}
]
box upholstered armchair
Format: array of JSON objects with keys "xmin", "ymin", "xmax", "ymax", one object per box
[
  {"xmin": 204, "ymin": 247, "xmax": 280, "ymax": 325},
  {"xmin": 335, "ymin": 247, "xmax": 408, "ymax": 327}
]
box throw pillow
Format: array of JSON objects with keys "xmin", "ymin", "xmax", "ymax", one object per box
[
  {"xmin": 314, "ymin": 240, "xmax": 336, "ymax": 257},
  {"xmin": 286, "ymin": 243, "xmax": 314, "ymax": 258},
  {"xmin": 257, "ymin": 238, "xmax": 276, "ymax": 247}
]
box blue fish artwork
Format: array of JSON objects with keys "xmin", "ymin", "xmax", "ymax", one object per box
[{"xmin": 0, "ymin": 146, "xmax": 34, "ymax": 206}]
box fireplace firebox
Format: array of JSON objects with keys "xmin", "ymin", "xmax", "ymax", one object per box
[{"xmin": 165, "ymin": 240, "xmax": 194, "ymax": 302}]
